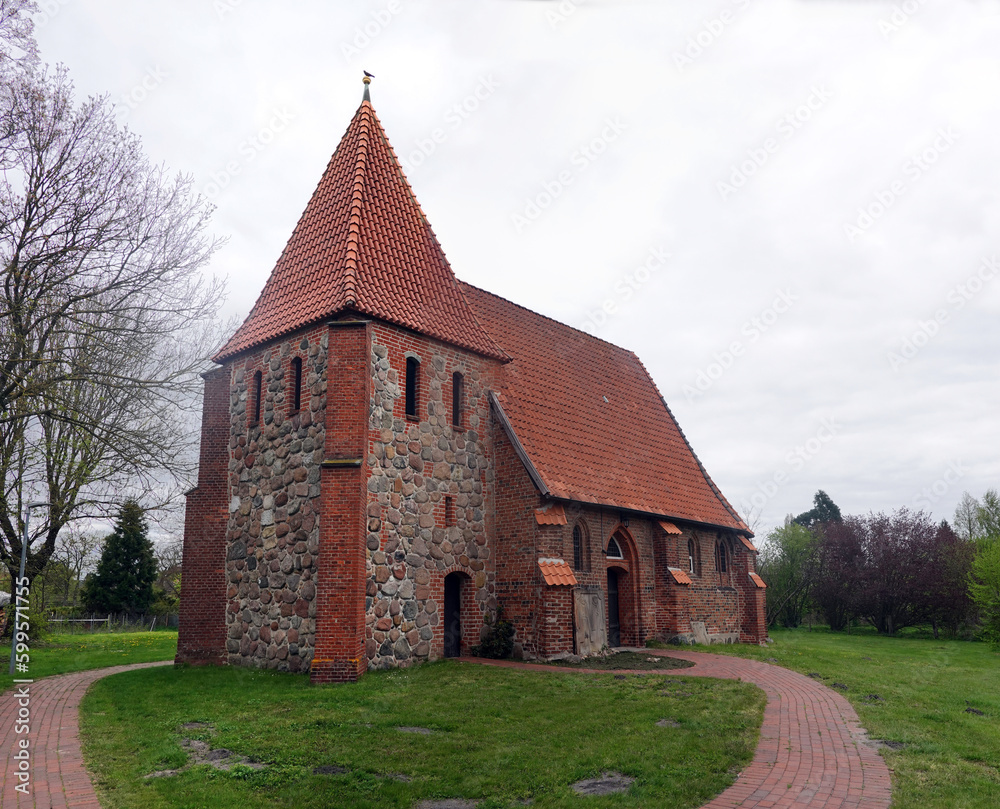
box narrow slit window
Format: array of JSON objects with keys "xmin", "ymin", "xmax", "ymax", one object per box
[
  {"xmin": 716, "ymin": 540, "xmax": 728, "ymax": 574},
  {"xmin": 573, "ymin": 525, "xmax": 583, "ymax": 571},
  {"xmin": 445, "ymin": 495, "xmax": 456, "ymax": 527},
  {"xmin": 688, "ymin": 538, "xmax": 696, "ymax": 575},
  {"xmin": 251, "ymin": 370, "xmax": 262, "ymax": 426},
  {"xmin": 405, "ymin": 357, "xmax": 419, "ymax": 419},
  {"xmin": 452, "ymin": 371, "xmax": 464, "ymax": 428},
  {"xmin": 290, "ymin": 357, "xmax": 302, "ymax": 414}
]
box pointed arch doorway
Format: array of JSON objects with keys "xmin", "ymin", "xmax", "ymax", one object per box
[{"xmin": 605, "ymin": 529, "xmax": 638, "ymax": 647}]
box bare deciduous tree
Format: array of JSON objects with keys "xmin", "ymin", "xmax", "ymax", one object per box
[{"xmin": 1, "ymin": 13, "xmax": 228, "ymax": 587}]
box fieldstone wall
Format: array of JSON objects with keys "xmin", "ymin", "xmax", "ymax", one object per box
[
  {"xmin": 223, "ymin": 326, "xmax": 327, "ymax": 672},
  {"xmin": 364, "ymin": 325, "xmax": 497, "ymax": 669}
]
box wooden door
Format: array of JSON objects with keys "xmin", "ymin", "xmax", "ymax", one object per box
[{"xmin": 607, "ymin": 569, "xmax": 620, "ymax": 647}]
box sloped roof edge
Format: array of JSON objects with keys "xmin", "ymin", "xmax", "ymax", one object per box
[
  {"xmin": 489, "ymin": 391, "xmax": 549, "ymax": 496},
  {"xmin": 631, "ymin": 352, "xmax": 752, "ymax": 537}
]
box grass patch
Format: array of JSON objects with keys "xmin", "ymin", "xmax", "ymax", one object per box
[
  {"xmin": 701, "ymin": 627, "xmax": 1000, "ymax": 809},
  {"xmin": 0, "ymin": 630, "xmax": 177, "ymax": 692},
  {"xmin": 81, "ymin": 661, "xmax": 764, "ymax": 809}
]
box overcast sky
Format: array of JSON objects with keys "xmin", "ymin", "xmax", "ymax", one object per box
[{"xmin": 32, "ymin": 0, "xmax": 1000, "ymax": 537}]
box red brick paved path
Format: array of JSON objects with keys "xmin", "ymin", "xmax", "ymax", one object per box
[
  {"xmin": 0, "ymin": 661, "xmax": 171, "ymax": 808},
  {"xmin": 1, "ymin": 653, "xmax": 891, "ymax": 809},
  {"xmin": 464, "ymin": 650, "xmax": 893, "ymax": 809}
]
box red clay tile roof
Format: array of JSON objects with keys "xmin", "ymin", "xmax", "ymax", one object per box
[
  {"xmin": 216, "ymin": 100, "xmax": 504, "ymax": 361},
  {"xmin": 538, "ymin": 558, "xmax": 578, "ymax": 586},
  {"xmin": 534, "ymin": 504, "xmax": 568, "ymax": 525},
  {"xmin": 462, "ymin": 283, "xmax": 748, "ymax": 535},
  {"xmin": 748, "ymin": 572, "xmax": 767, "ymax": 589},
  {"xmin": 738, "ymin": 535, "xmax": 758, "ymax": 552},
  {"xmin": 659, "ymin": 521, "xmax": 683, "ymax": 536},
  {"xmin": 668, "ymin": 567, "xmax": 693, "ymax": 585}
]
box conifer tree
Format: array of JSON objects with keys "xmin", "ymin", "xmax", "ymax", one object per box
[{"xmin": 82, "ymin": 501, "xmax": 157, "ymax": 613}]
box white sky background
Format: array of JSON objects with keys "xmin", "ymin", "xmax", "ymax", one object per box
[{"xmin": 32, "ymin": 0, "xmax": 1000, "ymax": 538}]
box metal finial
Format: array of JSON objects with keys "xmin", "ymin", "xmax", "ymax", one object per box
[{"xmin": 362, "ymin": 71, "xmax": 373, "ymax": 102}]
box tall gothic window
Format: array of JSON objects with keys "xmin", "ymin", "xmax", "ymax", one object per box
[
  {"xmin": 405, "ymin": 356, "xmax": 419, "ymax": 418},
  {"xmin": 688, "ymin": 538, "xmax": 696, "ymax": 575},
  {"xmin": 716, "ymin": 540, "xmax": 728, "ymax": 574},
  {"xmin": 290, "ymin": 356, "xmax": 302, "ymax": 413},
  {"xmin": 251, "ymin": 370, "xmax": 262, "ymax": 426},
  {"xmin": 452, "ymin": 371, "xmax": 464, "ymax": 428}
]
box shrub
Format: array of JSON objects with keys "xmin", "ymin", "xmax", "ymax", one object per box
[{"xmin": 471, "ymin": 603, "xmax": 515, "ymax": 659}]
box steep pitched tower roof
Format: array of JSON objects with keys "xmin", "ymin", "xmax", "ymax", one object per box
[{"xmin": 216, "ymin": 82, "xmax": 504, "ymax": 361}]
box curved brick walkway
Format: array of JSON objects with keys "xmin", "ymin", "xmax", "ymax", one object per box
[
  {"xmin": 464, "ymin": 650, "xmax": 893, "ymax": 809},
  {"xmin": 0, "ymin": 661, "xmax": 171, "ymax": 808},
  {"xmin": 1, "ymin": 653, "xmax": 891, "ymax": 809}
]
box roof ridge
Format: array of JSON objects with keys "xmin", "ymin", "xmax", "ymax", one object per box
[{"xmin": 342, "ymin": 100, "xmax": 374, "ymax": 307}]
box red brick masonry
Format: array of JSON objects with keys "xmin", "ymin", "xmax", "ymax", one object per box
[
  {"xmin": 0, "ymin": 654, "xmax": 890, "ymax": 808},
  {"xmin": 0, "ymin": 662, "xmax": 171, "ymax": 808},
  {"xmin": 466, "ymin": 650, "xmax": 892, "ymax": 809}
]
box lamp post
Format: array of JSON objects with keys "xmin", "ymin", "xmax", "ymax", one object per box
[{"xmin": 8, "ymin": 502, "xmax": 50, "ymax": 676}]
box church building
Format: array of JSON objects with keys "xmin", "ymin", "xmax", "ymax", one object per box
[{"xmin": 176, "ymin": 80, "xmax": 767, "ymax": 683}]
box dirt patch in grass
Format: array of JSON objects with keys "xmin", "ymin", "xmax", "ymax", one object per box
[
  {"xmin": 571, "ymin": 771, "xmax": 636, "ymax": 795},
  {"xmin": 548, "ymin": 651, "xmax": 695, "ymax": 670},
  {"xmin": 145, "ymin": 725, "xmax": 265, "ymax": 779}
]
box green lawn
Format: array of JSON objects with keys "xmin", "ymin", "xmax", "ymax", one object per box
[
  {"xmin": 0, "ymin": 630, "xmax": 178, "ymax": 692},
  {"xmin": 701, "ymin": 626, "xmax": 1000, "ymax": 809},
  {"xmin": 81, "ymin": 662, "xmax": 765, "ymax": 809}
]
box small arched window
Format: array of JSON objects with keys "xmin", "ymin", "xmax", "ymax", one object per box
[
  {"xmin": 290, "ymin": 357, "xmax": 302, "ymax": 414},
  {"xmin": 452, "ymin": 371, "xmax": 464, "ymax": 428},
  {"xmin": 716, "ymin": 540, "xmax": 728, "ymax": 574},
  {"xmin": 251, "ymin": 370, "xmax": 263, "ymax": 426},
  {"xmin": 607, "ymin": 536, "xmax": 623, "ymax": 559},
  {"xmin": 688, "ymin": 538, "xmax": 696, "ymax": 575},
  {"xmin": 405, "ymin": 356, "xmax": 419, "ymax": 419}
]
